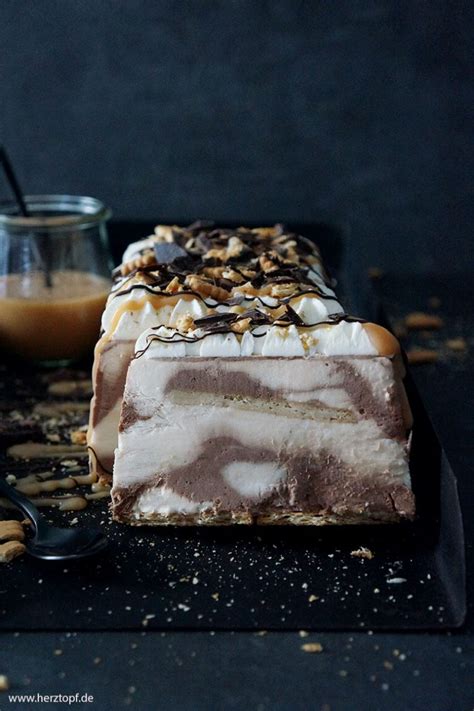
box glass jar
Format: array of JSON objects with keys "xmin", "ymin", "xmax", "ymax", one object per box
[{"xmin": 0, "ymin": 195, "xmax": 112, "ymax": 364}]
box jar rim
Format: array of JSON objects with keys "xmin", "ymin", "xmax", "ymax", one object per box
[{"xmin": 0, "ymin": 195, "xmax": 112, "ymax": 230}]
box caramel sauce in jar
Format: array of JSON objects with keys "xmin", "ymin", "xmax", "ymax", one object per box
[{"xmin": 0, "ymin": 270, "xmax": 110, "ymax": 361}]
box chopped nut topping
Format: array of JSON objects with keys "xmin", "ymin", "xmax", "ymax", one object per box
[
  {"xmin": 222, "ymin": 268, "xmax": 244, "ymax": 284},
  {"xmin": 175, "ymin": 314, "xmax": 195, "ymax": 333},
  {"xmin": 251, "ymin": 226, "xmax": 280, "ymax": 238},
  {"xmin": 186, "ymin": 275, "xmax": 230, "ymax": 301},
  {"xmin": 270, "ymin": 282, "xmax": 297, "ymax": 298},
  {"xmin": 165, "ymin": 276, "xmax": 181, "ymax": 294},
  {"xmin": 207, "ymin": 236, "xmax": 246, "ymax": 262},
  {"xmin": 230, "ymin": 318, "xmax": 252, "ymax": 334},
  {"xmin": 259, "ymin": 253, "xmax": 279, "ymax": 273},
  {"xmin": 120, "ymin": 251, "xmax": 156, "ymax": 276},
  {"xmin": 202, "ymin": 266, "xmax": 225, "ymax": 279}
]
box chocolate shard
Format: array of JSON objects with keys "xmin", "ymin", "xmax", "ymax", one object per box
[
  {"xmin": 239, "ymin": 309, "xmax": 271, "ymax": 324},
  {"xmin": 154, "ymin": 242, "xmax": 188, "ymax": 265},
  {"xmin": 194, "ymin": 313, "xmax": 238, "ymax": 328}
]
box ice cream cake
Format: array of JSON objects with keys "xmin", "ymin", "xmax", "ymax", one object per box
[{"xmin": 88, "ymin": 222, "xmax": 414, "ymax": 525}]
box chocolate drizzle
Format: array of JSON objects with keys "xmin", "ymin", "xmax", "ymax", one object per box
[
  {"xmin": 111, "ymin": 223, "xmax": 372, "ymax": 351},
  {"xmin": 132, "ymin": 311, "xmax": 366, "ymax": 360}
]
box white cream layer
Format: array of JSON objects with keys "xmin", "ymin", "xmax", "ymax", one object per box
[
  {"xmin": 112, "ymin": 357, "xmax": 410, "ymax": 496},
  {"xmin": 101, "ymin": 289, "xmax": 343, "ymax": 342},
  {"xmin": 135, "ymin": 320, "xmax": 378, "ymax": 358}
]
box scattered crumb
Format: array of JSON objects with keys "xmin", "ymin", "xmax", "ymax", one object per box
[
  {"xmin": 387, "ymin": 577, "xmax": 407, "ymax": 584},
  {"xmin": 339, "ymin": 670, "xmax": 348, "ymax": 678},
  {"xmin": 404, "ymin": 312, "xmax": 444, "ymax": 330},
  {"xmin": 46, "ymin": 433, "xmax": 61, "ymax": 443},
  {"xmin": 350, "ymin": 547, "xmax": 374, "ymax": 560},
  {"xmin": 368, "ymin": 267, "xmax": 384, "ymax": 280},
  {"xmin": 93, "ymin": 657, "xmax": 101, "ymax": 665},
  {"xmin": 383, "ymin": 660, "xmax": 394, "ymax": 670},
  {"xmin": 53, "ymin": 649, "xmax": 63, "ymax": 656},
  {"xmin": 301, "ymin": 642, "xmax": 323, "ymax": 654},
  {"xmin": 211, "ymin": 593, "xmax": 219, "ymax": 601},
  {"xmin": 70, "ymin": 429, "xmax": 88, "ymax": 445},
  {"xmin": 407, "ymin": 348, "xmax": 438, "ymax": 365},
  {"xmin": 48, "ymin": 380, "xmax": 92, "ymax": 397},
  {"xmin": 255, "ymin": 630, "xmax": 267, "ymax": 636},
  {"xmin": 308, "ymin": 594, "xmax": 319, "ymax": 603},
  {"xmin": 0, "ymin": 675, "xmax": 9, "ymax": 691},
  {"xmin": 299, "ymin": 630, "xmax": 309, "ymax": 638},
  {"xmin": 446, "ymin": 338, "xmax": 467, "ymax": 352},
  {"xmin": 428, "ymin": 296, "xmax": 441, "ymax": 309}
]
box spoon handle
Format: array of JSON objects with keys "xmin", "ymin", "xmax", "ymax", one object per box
[{"xmin": 0, "ymin": 477, "xmax": 41, "ymax": 530}]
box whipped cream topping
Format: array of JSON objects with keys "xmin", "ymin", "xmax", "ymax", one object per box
[
  {"xmin": 135, "ymin": 320, "xmax": 379, "ymax": 358},
  {"xmin": 98, "ymin": 224, "xmax": 399, "ymax": 358},
  {"xmin": 101, "ymin": 288, "xmax": 344, "ymax": 341}
]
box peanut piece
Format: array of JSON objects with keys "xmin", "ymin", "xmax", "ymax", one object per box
[
  {"xmin": 0, "ymin": 520, "xmax": 25, "ymax": 543},
  {"xmin": 0, "ymin": 540, "xmax": 26, "ymax": 563},
  {"xmin": 165, "ymin": 276, "xmax": 182, "ymax": 293},
  {"xmin": 186, "ymin": 276, "xmax": 230, "ymax": 302},
  {"xmin": 230, "ymin": 318, "xmax": 251, "ymax": 334}
]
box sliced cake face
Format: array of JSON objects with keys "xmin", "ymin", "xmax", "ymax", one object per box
[
  {"xmin": 89, "ymin": 222, "xmax": 413, "ymax": 526},
  {"xmin": 88, "ymin": 222, "xmax": 379, "ymax": 479},
  {"xmin": 112, "ymin": 354, "xmax": 413, "ymax": 525}
]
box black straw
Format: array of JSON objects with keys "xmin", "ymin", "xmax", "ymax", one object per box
[
  {"xmin": 0, "ymin": 146, "xmax": 52, "ymax": 288},
  {"xmin": 0, "ymin": 146, "xmax": 29, "ymax": 216}
]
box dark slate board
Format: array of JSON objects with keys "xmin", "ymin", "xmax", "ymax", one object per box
[
  {"xmin": 0, "ymin": 371, "xmax": 465, "ymax": 631},
  {"xmin": 0, "ymin": 224, "xmax": 466, "ymax": 631}
]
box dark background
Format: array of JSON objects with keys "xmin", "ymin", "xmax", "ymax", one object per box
[{"xmin": 1, "ymin": 0, "xmax": 472, "ymax": 276}]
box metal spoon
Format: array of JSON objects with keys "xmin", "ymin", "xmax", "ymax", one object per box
[{"xmin": 0, "ymin": 478, "xmax": 108, "ymax": 560}]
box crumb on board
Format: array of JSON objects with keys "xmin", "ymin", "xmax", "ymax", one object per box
[
  {"xmin": 0, "ymin": 675, "xmax": 9, "ymax": 691},
  {"xmin": 446, "ymin": 337, "xmax": 467, "ymax": 352},
  {"xmin": 308, "ymin": 594, "xmax": 319, "ymax": 603},
  {"xmin": 301, "ymin": 642, "xmax": 323, "ymax": 653},
  {"xmin": 406, "ymin": 348, "xmax": 438, "ymax": 365},
  {"xmin": 367, "ymin": 267, "xmax": 384, "ymax": 280},
  {"xmin": 404, "ymin": 312, "xmax": 444, "ymax": 330},
  {"xmin": 47, "ymin": 379, "xmax": 92, "ymax": 397},
  {"xmin": 350, "ymin": 547, "xmax": 374, "ymax": 560},
  {"xmin": 299, "ymin": 630, "xmax": 309, "ymax": 638},
  {"xmin": 70, "ymin": 429, "xmax": 88, "ymax": 445}
]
